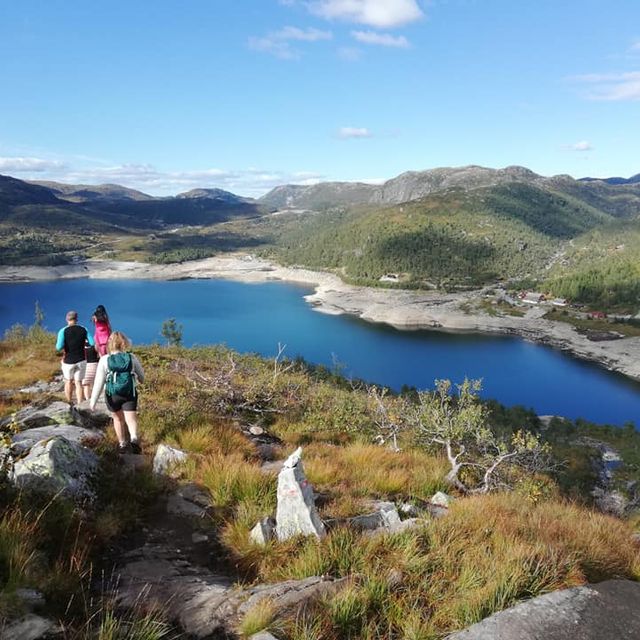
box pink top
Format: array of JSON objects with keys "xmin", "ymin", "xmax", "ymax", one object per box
[{"xmin": 94, "ymin": 320, "xmax": 111, "ymax": 356}]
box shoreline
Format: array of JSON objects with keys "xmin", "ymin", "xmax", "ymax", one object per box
[{"xmin": 2, "ymin": 255, "xmax": 640, "ymax": 383}]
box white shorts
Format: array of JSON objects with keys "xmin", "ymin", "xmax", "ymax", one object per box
[{"xmin": 61, "ymin": 360, "xmax": 87, "ymax": 382}]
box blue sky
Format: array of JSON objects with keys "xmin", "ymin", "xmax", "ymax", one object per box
[{"xmin": 1, "ymin": 0, "xmax": 639, "ymax": 197}]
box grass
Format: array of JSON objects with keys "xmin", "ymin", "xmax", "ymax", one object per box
[
  {"xmin": 1, "ymin": 331, "xmax": 640, "ymax": 639},
  {"xmin": 0, "ymin": 325, "xmax": 59, "ymax": 391}
]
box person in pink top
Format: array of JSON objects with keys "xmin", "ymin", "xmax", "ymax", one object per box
[{"xmin": 92, "ymin": 304, "xmax": 112, "ymax": 356}]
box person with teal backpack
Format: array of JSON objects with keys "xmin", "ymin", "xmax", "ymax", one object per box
[{"xmin": 90, "ymin": 330, "xmax": 145, "ymax": 454}]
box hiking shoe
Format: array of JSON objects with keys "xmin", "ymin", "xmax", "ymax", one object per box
[
  {"xmin": 117, "ymin": 442, "xmax": 129, "ymax": 454},
  {"xmin": 130, "ymin": 440, "xmax": 142, "ymax": 455}
]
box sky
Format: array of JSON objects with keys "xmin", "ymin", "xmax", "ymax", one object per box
[{"xmin": 1, "ymin": 0, "xmax": 639, "ymax": 197}]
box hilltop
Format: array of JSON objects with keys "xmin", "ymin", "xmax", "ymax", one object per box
[{"xmin": 0, "ymin": 328, "xmax": 639, "ymax": 638}]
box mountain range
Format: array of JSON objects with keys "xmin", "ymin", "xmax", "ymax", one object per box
[{"xmin": 2, "ymin": 166, "xmax": 639, "ymax": 308}]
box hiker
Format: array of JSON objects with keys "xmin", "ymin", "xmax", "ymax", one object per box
[
  {"xmin": 90, "ymin": 331, "xmax": 145, "ymax": 454},
  {"xmin": 82, "ymin": 343, "xmax": 100, "ymax": 401},
  {"xmin": 56, "ymin": 310, "xmax": 95, "ymax": 406},
  {"xmin": 91, "ymin": 304, "xmax": 112, "ymax": 356}
]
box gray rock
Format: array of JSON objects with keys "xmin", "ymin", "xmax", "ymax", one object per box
[
  {"xmin": 249, "ymin": 425, "xmax": 265, "ymax": 436},
  {"xmin": 177, "ymin": 483, "xmax": 212, "ymax": 508},
  {"xmin": 153, "ymin": 444, "xmax": 189, "ymax": 475},
  {"xmin": 10, "ymin": 424, "xmax": 104, "ymax": 454},
  {"xmin": 18, "ymin": 379, "xmax": 64, "ymax": 395},
  {"xmin": 167, "ymin": 492, "xmax": 207, "ymax": 518},
  {"xmin": 249, "ymin": 633, "xmax": 281, "ymax": 640},
  {"xmin": 431, "ymin": 491, "xmax": 454, "ymax": 507},
  {"xmin": 115, "ymin": 540, "xmax": 347, "ymax": 638},
  {"xmin": 593, "ymin": 488, "xmax": 628, "ymax": 517},
  {"xmin": 399, "ymin": 502, "xmax": 420, "ymax": 517},
  {"xmin": 72, "ymin": 400, "xmax": 112, "ymax": 430},
  {"xmin": 1, "ymin": 402, "xmax": 72, "ymax": 431},
  {"xmin": 445, "ymin": 579, "xmax": 640, "ymax": 640},
  {"xmin": 0, "ymin": 614, "xmax": 62, "ymax": 639},
  {"xmin": 10, "ymin": 436, "xmax": 99, "ymax": 502},
  {"xmin": 275, "ymin": 447, "xmax": 326, "ymax": 540},
  {"xmin": 250, "ymin": 517, "xmax": 276, "ymax": 545}
]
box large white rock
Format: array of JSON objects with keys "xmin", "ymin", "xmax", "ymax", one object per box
[
  {"xmin": 10, "ymin": 436, "xmax": 99, "ymax": 502},
  {"xmin": 153, "ymin": 444, "xmax": 189, "ymax": 476},
  {"xmin": 275, "ymin": 447, "xmax": 325, "ymax": 540}
]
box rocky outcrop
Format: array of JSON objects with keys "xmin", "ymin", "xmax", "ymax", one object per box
[
  {"xmin": 445, "ymin": 580, "xmax": 640, "ymax": 640},
  {"xmin": 10, "ymin": 424, "xmax": 104, "ymax": 454},
  {"xmin": 1, "ymin": 401, "xmax": 73, "ymax": 431},
  {"xmin": 10, "ymin": 436, "xmax": 99, "ymax": 502},
  {"xmin": 275, "ymin": 447, "xmax": 326, "ymax": 540},
  {"xmin": 116, "ymin": 540, "xmax": 347, "ymax": 638}
]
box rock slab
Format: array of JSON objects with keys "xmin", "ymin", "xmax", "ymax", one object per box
[{"xmin": 445, "ymin": 579, "xmax": 640, "ymax": 640}]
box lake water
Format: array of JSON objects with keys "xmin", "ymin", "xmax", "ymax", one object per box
[{"xmin": 2, "ymin": 277, "xmax": 640, "ymax": 426}]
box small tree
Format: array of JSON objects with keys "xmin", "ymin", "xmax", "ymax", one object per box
[
  {"xmin": 160, "ymin": 318, "xmax": 183, "ymax": 346},
  {"xmin": 366, "ymin": 385, "xmax": 408, "ymax": 452},
  {"xmin": 414, "ymin": 378, "xmax": 553, "ymax": 494}
]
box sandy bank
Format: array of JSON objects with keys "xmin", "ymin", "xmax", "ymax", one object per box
[{"xmin": 2, "ymin": 255, "xmax": 640, "ymax": 383}]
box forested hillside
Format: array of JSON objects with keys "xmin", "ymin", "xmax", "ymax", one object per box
[{"xmin": 263, "ymin": 183, "xmax": 615, "ymax": 289}]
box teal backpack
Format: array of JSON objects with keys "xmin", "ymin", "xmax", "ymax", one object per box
[{"xmin": 105, "ymin": 352, "xmax": 136, "ymax": 398}]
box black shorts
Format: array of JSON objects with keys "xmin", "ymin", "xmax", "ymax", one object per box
[{"xmin": 105, "ymin": 393, "xmax": 138, "ymax": 412}]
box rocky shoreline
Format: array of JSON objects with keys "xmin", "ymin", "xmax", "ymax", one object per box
[{"xmin": 2, "ymin": 254, "xmax": 640, "ymax": 383}]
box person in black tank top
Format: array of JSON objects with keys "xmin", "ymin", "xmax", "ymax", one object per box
[{"xmin": 55, "ymin": 310, "xmax": 95, "ymax": 405}]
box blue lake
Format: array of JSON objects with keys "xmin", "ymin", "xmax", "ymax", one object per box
[{"xmin": 2, "ymin": 277, "xmax": 640, "ymax": 426}]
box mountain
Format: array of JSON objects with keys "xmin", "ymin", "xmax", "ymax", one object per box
[
  {"xmin": 29, "ymin": 180, "xmax": 155, "ymax": 203},
  {"xmin": 579, "ymin": 173, "xmax": 640, "ymax": 186},
  {"xmin": 259, "ymin": 165, "xmax": 640, "ymax": 220},
  {"xmin": 258, "ymin": 166, "xmax": 547, "ymax": 210},
  {"xmin": 0, "ymin": 174, "xmax": 62, "ymax": 207},
  {"xmin": 175, "ymin": 188, "xmax": 254, "ymax": 204}
]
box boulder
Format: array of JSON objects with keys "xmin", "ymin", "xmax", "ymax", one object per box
[
  {"xmin": 10, "ymin": 436, "xmax": 99, "ymax": 502},
  {"xmin": 0, "ymin": 614, "xmax": 62, "ymax": 640},
  {"xmin": 593, "ymin": 488, "xmax": 628, "ymax": 517},
  {"xmin": 445, "ymin": 579, "xmax": 640, "ymax": 640},
  {"xmin": 10, "ymin": 424, "xmax": 104, "ymax": 455},
  {"xmin": 1, "ymin": 402, "xmax": 72, "ymax": 431},
  {"xmin": 275, "ymin": 447, "xmax": 326, "ymax": 540},
  {"xmin": 431, "ymin": 491, "xmax": 454, "ymax": 508},
  {"xmin": 249, "ymin": 633, "xmax": 281, "ymax": 640},
  {"xmin": 250, "ymin": 517, "xmax": 276, "ymax": 545},
  {"xmin": 153, "ymin": 444, "xmax": 189, "ymax": 476}
]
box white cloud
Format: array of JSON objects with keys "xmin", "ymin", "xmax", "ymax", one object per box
[
  {"xmin": 568, "ymin": 141, "xmax": 593, "ymax": 152},
  {"xmin": 309, "ymin": 0, "xmax": 423, "ymax": 28},
  {"xmin": 0, "ymin": 156, "xmax": 65, "ymax": 172},
  {"xmin": 1, "ymin": 157, "xmax": 328, "ymax": 198},
  {"xmin": 248, "ymin": 25, "xmax": 332, "ymax": 59},
  {"xmin": 351, "ymin": 29, "xmax": 409, "ymax": 47},
  {"xmin": 573, "ymin": 71, "xmax": 640, "ymax": 101},
  {"xmin": 278, "ymin": 26, "xmax": 333, "ymax": 41},
  {"xmin": 337, "ymin": 126, "xmax": 372, "ymax": 139}
]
